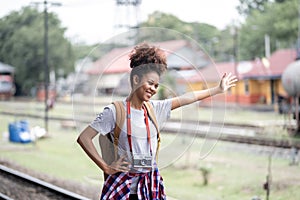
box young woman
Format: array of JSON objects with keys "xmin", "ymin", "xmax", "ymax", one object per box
[{"xmin": 77, "ymin": 42, "xmax": 237, "ymax": 200}]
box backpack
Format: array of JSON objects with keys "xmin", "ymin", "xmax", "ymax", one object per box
[{"xmin": 98, "ymin": 101, "xmax": 160, "ymax": 180}]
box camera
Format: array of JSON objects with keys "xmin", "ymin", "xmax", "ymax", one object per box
[{"xmin": 132, "ymin": 154, "xmax": 152, "ymax": 168}]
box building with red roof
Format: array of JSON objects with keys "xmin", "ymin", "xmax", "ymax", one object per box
[
  {"xmin": 85, "ymin": 40, "xmax": 211, "ymax": 95},
  {"xmin": 187, "ymin": 49, "xmax": 297, "ymax": 105}
]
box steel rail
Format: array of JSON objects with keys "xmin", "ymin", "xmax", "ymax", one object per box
[
  {"xmin": 0, "ymin": 165, "xmax": 90, "ymax": 200},
  {"xmin": 0, "ymin": 192, "xmax": 13, "ymax": 200}
]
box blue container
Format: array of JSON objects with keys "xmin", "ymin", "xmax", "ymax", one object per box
[
  {"xmin": 9, "ymin": 122, "xmax": 21, "ymax": 143},
  {"xmin": 9, "ymin": 120, "xmax": 31, "ymax": 143}
]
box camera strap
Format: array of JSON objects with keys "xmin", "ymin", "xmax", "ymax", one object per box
[{"xmin": 126, "ymin": 100, "xmax": 153, "ymax": 156}]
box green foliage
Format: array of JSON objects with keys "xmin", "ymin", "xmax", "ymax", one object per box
[
  {"xmin": 138, "ymin": 11, "xmax": 192, "ymax": 42},
  {"xmin": 0, "ymin": 6, "xmax": 75, "ymax": 95},
  {"xmin": 271, "ymin": 0, "xmax": 298, "ymax": 43},
  {"xmin": 239, "ymin": 0, "xmax": 298, "ymax": 60},
  {"xmin": 137, "ymin": 1, "xmax": 299, "ymax": 62},
  {"xmin": 237, "ymin": 0, "xmax": 270, "ymax": 16},
  {"xmin": 214, "ymin": 25, "xmax": 237, "ymax": 62},
  {"xmin": 139, "ymin": 11, "xmax": 232, "ymax": 61}
]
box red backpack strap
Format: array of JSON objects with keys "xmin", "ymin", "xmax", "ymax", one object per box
[{"xmin": 143, "ymin": 101, "xmax": 161, "ymax": 160}]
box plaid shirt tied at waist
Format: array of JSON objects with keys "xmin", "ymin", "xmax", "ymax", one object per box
[{"xmin": 100, "ymin": 166, "xmax": 166, "ymax": 200}]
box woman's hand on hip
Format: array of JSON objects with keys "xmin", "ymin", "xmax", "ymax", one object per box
[{"xmin": 104, "ymin": 155, "xmax": 130, "ymax": 175}]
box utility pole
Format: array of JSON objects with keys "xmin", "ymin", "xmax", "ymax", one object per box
[
  {"xmin": 44, "ymin": 0, "xmax": 49, "ymax": 133},
  {"xmin": 114, "ymin": 0, "xmax": 142, "ymax": 44},
  {"xmin": 264, "ymin": 34, "xmax": 270, "ymax": 58},
  {"xmin": 231, "ymin": 22, "xmax": 239, "ymax": 105},
  {"xmin": 264, "ymin": 154, "xmax": 272, "ymax": 200},
  {"xmin": 31, "ymin": 1, "xmax": 61, "ymax": 133}
]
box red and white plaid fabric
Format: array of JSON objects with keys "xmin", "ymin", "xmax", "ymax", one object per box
[{"xmin": 100, "ymin": 167, "xmax": 166, "ymax": 200}]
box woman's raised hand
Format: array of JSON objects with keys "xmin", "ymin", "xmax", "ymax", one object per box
[{"xmin": 219, "ymin": 72, "xmax": 238, "ymax": 92}]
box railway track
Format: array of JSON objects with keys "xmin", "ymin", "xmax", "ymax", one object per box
[
  {"xmin": 1, "ymin": 101, "xmax": 300, "ymax": 149},
  {"xmin": 0, "ymin": 164, "xmax": 90, "ymax": 200},
  {"xmin": 161, "ymin": 119, "xmax": 300, "ymax": 149}
]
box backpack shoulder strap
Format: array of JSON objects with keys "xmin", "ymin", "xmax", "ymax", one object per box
[
  {"xmin": 143, "ymin": 101, "xmax": 161, "ymax": 160},
  {"xmin": 143, "ymin": 101, "xmax": 159, "ymax": 132},
  {"xmin": 111, "ymin": 101, "xmax": 125, "ymax": 160},
  {"xmin": 100, "ymin": 101, "xmax": 125, "ymax": 181}
]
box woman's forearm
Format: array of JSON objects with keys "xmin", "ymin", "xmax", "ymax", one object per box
[{"xmin": 171, "ymin": 85, "xmax": 222, "ymax": 110}]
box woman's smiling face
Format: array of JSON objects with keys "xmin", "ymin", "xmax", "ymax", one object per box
[{"xmin": 133, "ymin": 71, "xmax": 160, "ymax": 101}]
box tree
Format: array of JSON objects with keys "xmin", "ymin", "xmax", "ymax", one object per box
[
  {"xmin": 237, "ymin": 0, "xmax": 287, "ymax": 16},
  {"xmin": 271, "ymin": 0, "xmax": 298, "ymax": 44},
  {"xmin": 190, "ymin": 22, "xmax": 221, "ymax": 59},
  {"xmin": 137, "ymin": 11, "xmax": 194, "ymax": 42},
  {"xmin": 239, "ymin": 0, "xmax": 298, "ymax": 60},
  {"xmin": 237, "ymin": 0, "xmax": 270, "ymax": 16},
  {"xmin": 0, "ymin": 6, "xmax": 75, "ymax": 95},
  {"xmin": 138, "ymin": 11, "xmax": 232, "ymax": 61}
]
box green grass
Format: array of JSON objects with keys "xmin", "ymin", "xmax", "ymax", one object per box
[
  {"xmin": 0, "ymin": 117, "xmax": 101, "ymax": 184},
  {"xmin": 159, "ymin": 134, "xmax": 300, "ymax": 200},
  {"xmin": 0, "ymin": 99, "xmax": 299, "ymax": 200}
]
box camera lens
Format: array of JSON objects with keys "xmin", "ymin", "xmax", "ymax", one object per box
[{"xmin": 141, "ymin": 159, "xmax": 146, "ymax": 166}]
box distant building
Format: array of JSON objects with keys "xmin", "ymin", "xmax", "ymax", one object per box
[
  {"xmin": 85, "ymin": 39, "xmax": 297, "ymax": 106},
  {"xmin": 188, "ymin": 49, "xmax": 296, "ymax": 105},
  {"xmin": 85, "ymin": 40, "xmax": 211, "ymax": 96},
  {"xmin": 0, "ymin": 61, "xmax": 15, "ymax": 99}
]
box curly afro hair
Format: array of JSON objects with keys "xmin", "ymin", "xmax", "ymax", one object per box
[{"xmin": 129, "ymin": 42, "xmax": 167, "ymax": 87}]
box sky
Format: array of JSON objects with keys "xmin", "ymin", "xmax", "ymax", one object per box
[{"xmin": 0, "ymin": 0, "xmax": 240, "ymax": 45}]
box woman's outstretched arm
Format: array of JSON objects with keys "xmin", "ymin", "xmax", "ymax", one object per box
[{"xmin": 171, "ymin": 72, "xmax": 238, "ymax": 110}]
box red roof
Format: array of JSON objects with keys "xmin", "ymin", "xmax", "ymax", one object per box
[
  {"xmin": 238, "ymin": 59, "xmax": 269, "ymax": 79},
  {"xmin": 269, "ymin": 49, "xmax": 296, "ymax": 76},
  {"xmin": 86, "ymin": 40, "xmax": 191, "ymax": 75},
  {"xmin": 153, "ymin": 40, "xmax": 189, "ymax": 56},
  {"xmin": 239, "ymin": 49, "xmax": 296, "ymax": 79},
  {"xmin": 86, "ymin": 47, "xmax": 132, "ymax": 74},
  {"xmin": 189, "ymin": 48, "xmax": 297, "ymax": 83}
]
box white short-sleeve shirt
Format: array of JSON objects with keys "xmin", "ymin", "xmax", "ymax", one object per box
[{"xmin": 90, "ymin": 99, "xmax": 172, "ymax": 160}]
